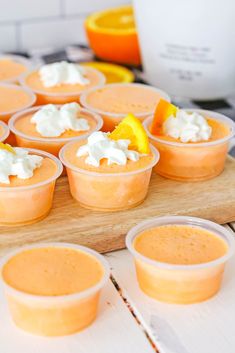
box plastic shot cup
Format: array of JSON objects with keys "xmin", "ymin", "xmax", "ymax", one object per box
[
  {"xmin": 0, "ymin": 242, "xmax": 110, "ymax": 336},
  {"xmin": 80, "ymin": 83, "xmax": 171, "ymax": 132},
  {"xmin": 0, "ymin": 54, "xmax": 32, "ymax": 84},
  {"xmin": 0, "ymin": 121, "xmax": 10, "ymax": 142},
  {"xmin": 0, "ymin": 83, "xmax": 36, "ymax": 123},
  {"xmin": 20, "ymin": 67, "xmax": 106, "ymax": 105},
  {"xmin": 59, "ymin": 141, "xmax": 159, "ymax": 211},
  {"xmin": 9, "ymin": 106, "xmax": 103, "ymax": 157},
  {"xmin": 126, "ymin": 216, "xmax": 235, "ymax": 304},
  {"xmin": 143, "ymin": 110, "xmax": 235, "ymax": 181},
  {"xmin": 0, "ymin": 148, "xmax": 62, "ymax": 226}
]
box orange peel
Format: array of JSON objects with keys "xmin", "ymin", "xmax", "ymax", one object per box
[
  {"xmin": 150, "ymin": 99, "xmax": 178, "ymax": 135},
  {"xmin": 110, "ymin": 113, "xmax": 150, "ymax": 154}
]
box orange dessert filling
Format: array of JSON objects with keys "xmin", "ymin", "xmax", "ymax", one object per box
[
  {"xmin": 0, "ymin": 85, "xmax": 33, "ymax": 114},
  {"xmin": 0, "ymin": 157, "xmax": 57, "ymax": 187},
  {"xmin": 14, "ymin": 111, "xmax": 97, "ymax": 139},
  {"xmin": 25, "ymin": 68, "xmax": 102, "ymax": 94},
  {"xmin": 64, "ymin": 139, "xmax": 154, "ymax": 173},
  {"xmin": 134, "ymin": 225, "xmax": 228, "ymax": 265},
  {"xmin": 85, "ymin": 84, "xmax": 163, "ymax": 114},
  {"xmin": 2, "ymin": 247, "xmax": 104, "ymax": 296},
  {"xmin": 0, "ymin": 59, "xmax": 27, "ymax": 82}
]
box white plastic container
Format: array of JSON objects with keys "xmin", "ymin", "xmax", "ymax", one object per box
[
  {"xmin": 1, "ymin": 242, "xmax": 110, "ymax": 336},
  {"xmin": 143, "ymin": 109, "xmax": 235, "ymax": 181},
  {"xmin": 59, "ymin": 141, "xmax": 159, "ymax": 211},
  {"xmin": 9, "ymin": 106, "xmax": 103, "ymax": 157},
  {"xmin": 133, "ymin": 0, "xmax": 235, "ymax": 100},
  {"xmin": 0, "ymin": 148, "xmax": 63, "ymax": 226},
  {"xmin": 126, "ymin": 216, "xmax": 235, "ymax": 303}
]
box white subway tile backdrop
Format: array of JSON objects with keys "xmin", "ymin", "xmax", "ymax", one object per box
[{"xmin": 0, "ymin": 0, "xmax": 129, "ymax": 52}]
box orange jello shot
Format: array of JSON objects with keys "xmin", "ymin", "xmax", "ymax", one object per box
[
  {"xmin": 1, "ymin": 242, "xmax": 110, "ymax": 336},
  {"xmin": 0, "ymin": 121, "xmax": 10, "ymax": 142},
  {"xmin": 9, "ymin": 104, "xmax": 103, "ymax": 157},
  {"xmin": 0, "ymin": 83, "xmax": 36, "ymax": 123},
  {"xmin": 80, "ymin": 83, "xmax": 170, "ymax": 131},
  {"xmin": 144, "ymin": 108, "xmax": 235, "ymax": 181},
  {"xmin": 126, "ymin": 216, "xmax": 235, "ymax": 304},
  {"xmin": 20, "ymin": 62, "xmax": 106, "ymax": 105},
  {"xmin": 0, "ymin": 146, "xmax": 62, "ymax": 226},
  {"xmin": 59, "ymin": 115, "xmax": 159, "ymax": 211},
  {"xmin": 0, "ymin": 54, "xmax": 32, "ymax": 84}
]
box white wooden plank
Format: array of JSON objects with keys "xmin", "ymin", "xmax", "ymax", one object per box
[
  {"xmin": 106, "ymin": 230, "xmax": 235, "ymax": 353},
  {"xmin": 0, "ymin": 280, "xmax": 155, "ymax": 353}
]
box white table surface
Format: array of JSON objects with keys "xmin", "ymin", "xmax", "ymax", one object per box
[
  {"xmin": 106, "ymin": 225, "xmax": 235, "ymax": 353},
  {"xmin": 1, "ymin": 225, "xmax": 235, "ymax": 353}
]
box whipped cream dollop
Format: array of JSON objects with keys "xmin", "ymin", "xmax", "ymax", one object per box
[
  {"xmin": 31, "ymin": 103, "xmax": 90, "ymax": 137},
  {"xmin": 39, "ymin": 61, "xmax": 90, "ymax": 87},
  {"xmin": 0, "ymin": 147, "xmax": 43, "ymax": 184},
  {"xmin": 163, "ymin": 110, "xmax": 212, "ymax": 143},
  {"xmin": 77, "ymin": 131, "xmax": 140, "ymax": 167}
]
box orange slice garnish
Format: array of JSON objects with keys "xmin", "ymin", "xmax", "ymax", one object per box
[
  {"xmin": 80, "ymin": 62, "xmax": 134, "ymax": 84},
  {"xmin": 85, "ymin": 6, "xmax": 141, "ymax": 65},
  {"xmin": 150, "ymin": 99, "xmax": 178, "ymax": 135},
  {"xmin": 0, "ymin": 142, "xmax": 15, "ymax": 154},
  {"xmin": 110, "ymin": 113, "xmax": 150, "ymax": 154}
]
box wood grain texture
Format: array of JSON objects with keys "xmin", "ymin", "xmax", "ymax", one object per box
[{"xmin": 1, "ymin": 157, "xmax": 235, "ymax": 255}]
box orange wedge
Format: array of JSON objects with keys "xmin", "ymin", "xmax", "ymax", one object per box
[
  {"xmin": 85, "ymin": 6, "xmax": 141, "ymax": 66},
  {"xmin": 110, "ymin": 113, "xmax": 150, "ymax": 154},
  {"xmin": 150, "ymin": 99, "xmax": 178, "ymax": 135},
  {"xmin": 80, "ymin": 62, "xmax": 134, "ymax": 83},
  {"xmin": 0, "ymin": 142, "xmax": 15, "ymax": 154}
]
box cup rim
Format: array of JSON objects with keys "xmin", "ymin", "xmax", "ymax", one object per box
[
  {"xmin": 0, "ymin": 242, "xmax": 110, "ymax": 304},
  {"xmin": 0, "ymin": 147, "xmax": 63, "ymax": 191},
  {"xmin": 0, "ymin": 83, "xmax": 36, "ymax": 117},
  {"xmin": 126, "ymin": 215, "xmax": 235, "ymax": 271},
  {"xmin": 0, "ymin": 54, "xmax": 33, "ymax": 83},
  {"xmin": 9, "ymin": 105, "xmax": 103, "ymax": 143},
  {"xmin": 0, "ymin": 121, "xmax": 10, "ymax": 142},
  {"xmin": 80, "ymin": 82, "xmax": 171, "ymax": 118},
  {"xmin": 19, "ymin": 66, "xmax": 106, "ymax": 97},
  {"xmin": 59, "ymin": 140, "xmax": 160, "ymax": 177},
  {"xmin": 143, "ymin": 109, "xmax": 235, "ymax": 148}
]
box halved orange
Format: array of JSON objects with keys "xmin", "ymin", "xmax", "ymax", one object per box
[
  {"xmin": 110, "ymin": 113, "xmax": 150, "ymax": 154},
  {"xmin": 81, "ymin": 62, "xmax": 134, "ymax": 83},
  {"xmin": 0, "ymin": 142, "xmax": 15, "ymax": 154},
  {"xmin": 85, "ymin": 6, "xmax": 141, "ymax": 66},
  {"xmin": 150, "ymin": 99, "xmax": 178, "ymax": 135}
]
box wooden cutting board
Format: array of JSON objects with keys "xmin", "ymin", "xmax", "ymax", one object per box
[{"xmin": 1, "ymin": 157, "xmax": 235, "ymax": 255}]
